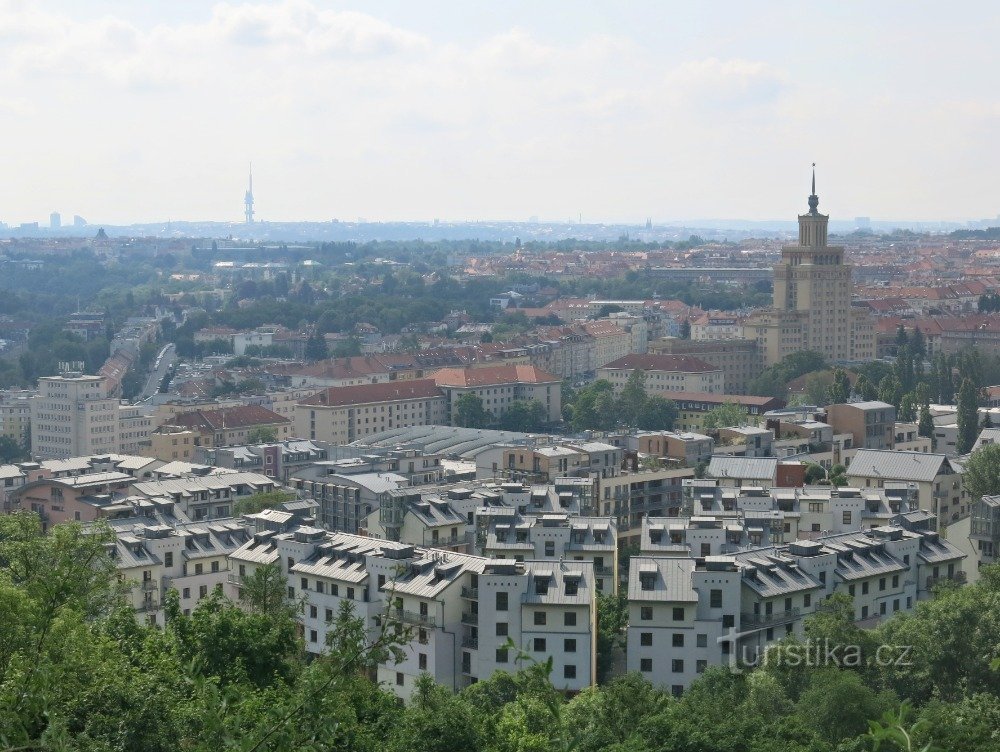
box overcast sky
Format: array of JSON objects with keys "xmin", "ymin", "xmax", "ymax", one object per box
[{"xmin": 2, "ymin": 0, "xmax": 999, "ymax": 226}]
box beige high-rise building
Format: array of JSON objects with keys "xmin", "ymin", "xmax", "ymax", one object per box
[
  {"xmin": 31, "ymin": 374, "xmax": 120, "ymax": 460},
  {"xmin": 744, "ymin": 171, "xmax": 876, "ymax": 366}
]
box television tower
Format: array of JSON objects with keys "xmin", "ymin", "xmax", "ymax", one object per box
[{"xmin": 244, "ymin": 163, "xmax": 255, "ymax": 224}]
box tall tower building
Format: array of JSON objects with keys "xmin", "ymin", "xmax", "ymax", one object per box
[
  {"xmin": 30, "ymin": 374, "xmax": 121, "ymax": 459},
  {"xmin": 244, "ymin": 164, "xmax": 255, "ymax": 224},
  {"xmin": 744, "ymin": 168, "xmax": 875, "ymax": 366}
]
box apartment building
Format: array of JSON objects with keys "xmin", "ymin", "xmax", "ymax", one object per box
[
  {"xmin": 11, "ymin": 471, "xmax": 135, "ymax": 529},
  {"xmin": 846, "ymin": 449, "xmax": 967, "ymax": 527},
  {"xmin": 130, "ymin": 471, "xmax": 278, "ymax": 521},
  {"xmin": 365, "ymin": 489, "xmax": 471, "ymax": 552},
  {"xmin": 598, "ymin": 354, "xmax": 725, "ymax": 396},
  {"xmin": 669, "ymin": 393, "xmax": 785, "ymax": 432},
  {"xmin": 635, "ymin": 430, "xmax": 715, "ymax": 467},
  {"xmin": 0, "ymin": 389, "xmax": 33, "ymax": 444},
  {"xmin": 171, "ymin": 405, "xmax": 292, "ymax": 447},
  {"xmin": 432, "ymin": 365, "xmax": 562, "ymax": 424},
  {"xmin": 595, "ymin": 466, "xmax": 697, "ymax": 543},
  {"xmin": 31, "ymin": 374, "xmax": 120, "ymax": 459},
  {"xmin": 649, "ymin": 337, "xmax": 762, "ymax": 395},
  {"xmin": 118, "ymin": 404, "xmax": 156, "ymax": 455},
  {"xmin": 295, "ymin": 380, "xmax": 447, "ymax": 444},
  {"xmin": 969, "ymin": 495, "xmax": 1000, "ymax": 571},
  {"xmin": 229, "ymin": 526, "xmax": 597, "ymax": 700},
  {"xmin": 478, "ymin": 509, "xmax": 618, "ymax": 593},
  {"xmin": 193, "ymin": 439, "xmax": 329, "ymax": 481},
  {"xmin": 826, "ymin": 401, "xmax": 896, "ymax": 450},
  {"xmin": 628, "ymin": 523, "xmax": 965, "ymax": 691},
  {"xmin": 500, "ymin": 441, "xmax": 621, "ymax": 483}
]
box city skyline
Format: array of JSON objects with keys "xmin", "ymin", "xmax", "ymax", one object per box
[{"xmin": 3, "ymin": 1, "xmax": 1000, "ymax": 225}]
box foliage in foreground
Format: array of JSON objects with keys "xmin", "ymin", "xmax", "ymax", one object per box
[{"xmin": 1, "ymin": 511, "xmax": 999, "ymax": 751}]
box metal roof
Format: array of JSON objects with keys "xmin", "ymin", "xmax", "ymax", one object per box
[{"xmin": 846, "ymin": 450, "xmax": 948, "ymax": 483}]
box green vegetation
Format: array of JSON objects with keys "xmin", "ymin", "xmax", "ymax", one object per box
[
  {"xmin": 702, "ymin": 400, "xmax": 751, "ymax": 430},
  {"xmin": 2, "ymin": 512, "xmax": 1000, "ymax": 750},
  {"xmin": 232, "ymin": 490, "xmax": 297, "ymax": 516},
  {"xmin": 749, "ymin": 350, "xmax": 827, "ymax": 398},
  {"xmin": 961, "ymin": 442, "xmax": 1000, "ymax": 503},
  {"xmin": 563, "ymin": 374, "xmax": 678, "ymax": 432}
]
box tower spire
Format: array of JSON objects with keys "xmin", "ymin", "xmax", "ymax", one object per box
[
  {"xmin": 807, "ymin": 162, "xmax": 819, "ymax": 215},
  {"xmin": 244, "ymin": 162, "xmax": 255, "ymax": 224}
]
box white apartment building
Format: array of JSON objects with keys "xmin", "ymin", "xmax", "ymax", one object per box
[
  {"xmin": 229, "ymin": 525, "xmax": 598, "ymax": 700},
  {"xmin": 627, "ymin": 524, "xmax": 965, "ymax": 692},
  {"xmin": 31, "ymin": 374, "xmax": 120, "ymax": 459},
  {"xmin": 597, "ymin": 354, "xmax": 725, "ymax": 396}
]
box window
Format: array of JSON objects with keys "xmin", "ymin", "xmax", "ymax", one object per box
[
  {"xmin": 842, "ymin": 511, "xmax": 852, "ymax": 525},
  {"xmin": 563, "ymin": 665, "xmax": 576, "ymax": 679},
  {"xmin": 640, "ymin": 606, "xmax": 653, "ymax": 621},
  {"xmin": 672, "ymin": 633, "xmax": 684, "ymax": 648},
  {"xmin": 564, "ymin": 638, "xmax": 577, "ymax": 653},
  {"xmin": 325, "ymin": 608, "xmax": 333, "ymax": 622},
  {"xmin": 544, "ymin": 541, "xmax": 555, "ymax": 556},
  {"xmin": 396, "ymin": 672, "xmax": 404, "ymax": 686},
  {"xmin": 534, "ymin": 611, "xmax": 546, "ymax": 626},
  {"xmin": 287, "ymin": 557, "xmax": 294, "ymax": 569},
  {"xmin": 533, "ymin": 638, "xmax": 546, "ymax": 652},
  {"xmin": 199, "ymin": 585, "xmax": 207, "ymax": 598},
  {"xmin": 849, "ymin": 584, "xmax": 856, "ymax": 596},
  {"xmin": 496, "ymin": 648, "xmax": 509, "ymax": 664},
  {"xmin": 301, "ymin": 578, "xmax": 309, "ymax": 590},
  {"xmin": 892, "ymin": 574, "xmax": 899, "ymax": 588},
  {"xmin": 496, "ymin": 591, "xmax": 509, "ymax": 611},
  {"xmin": 164, "ymin": 552, "xmax": 173, "ymax": 567},
  {"xmin": 696, "ymin": 633, "xmax": 707, "ymax": 648},
  {"xmin": 696, "ymin": 659, "xmax": 707, "ymax": 673},
  {"xmin": 879, "ymin": 578, "xmax": 886, "ymax": 592},
  {"xmin": 672, "ymin": 659, "xmax": 684, "ymax": 673},
  {"xmin": 309, "ymin": 605, "xmax": 317, "ymax": 619},
  {"xmin": 722, "ymin": 615, "xmax": 734, "ymax": 629},
  {"xmin": 640, "ymin": 658, "xmax": 653, "ymax": 672},
  {"xmin": 564, "ymin": 611, "xmax": 577, "ymax": 627},
  {"xmin": 640, "ymin": 632, "xmax": 653, "ymax": 646},
  {"xmin": 862, "ymin": 582, "xmax": 869, "ymax": 595},
  {"xmin": 564, "ymin": 579, "xmax": 579, "ymax": 596},
  {"xmin": 316, "ymin": 581, "xmax": 324, "ymax": 594},
  {"xmin": 672, "ymin": 607, "xmax": 685, "ymax": 621},
  {"xmin": 182, "ymin": 587, "xmax": 190, "ymax": 599},
  {"xmin": 880, "ymin": 601, "xmax": 887, "ymax": 615},
  {"xmin": 804, "ymin": 593, "xmax": 811, "ymax": 607},
  {"xmin": 309, "ymin": 630, "xmax": 317, "ymax": 643},
  {"xmin": 378, "ymin": 574, "xmax": 386, "ymax": 588},
  {"xmin": 194, "ymin": 563, "xmax": 203, "ymax": 575},
  {"xmin": 211, "ymin": 560, "xmax": 219, "ymax": 573},
  {"xmin": 287, "ymin": 586, "xmax": 295, "ymax": 599},
  {"xmin": 419, "ymin": 653, "xmax": 427, "ymax": 671},
  {"xmin": 347, "ymin": 587, "xmax": 355, "ymax": 600}
]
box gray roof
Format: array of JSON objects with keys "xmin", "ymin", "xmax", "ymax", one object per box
[
  {"xmin": 846, "ymin": 450, "xmax": 948, "ymax": 483},
  {"xmin": 628, "ymin": 557, "xmax": 699, "ymax": 602},
  {"xmin": 707, "ymin": 456, "xmax": 778, "ymax": 481},
  {"xmin": 521, "ymin": 561, "xmax": 594, "ymax": 605}
]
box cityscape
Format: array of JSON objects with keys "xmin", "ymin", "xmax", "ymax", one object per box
[{"xmin": 2, "ymin": 3, "xmax": 1000, "ymax": 751}]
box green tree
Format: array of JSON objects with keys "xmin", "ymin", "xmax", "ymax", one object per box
[
  {"xmin": 305, "ymin": 331, "xmax": 329, "ymax": 361},
  {"xmin": 0, "ymin": 434, "xmax": 27, "ymax": 462},
  {"xmin": 898, "ymin": 392, "xmax": 917, "ymax": 422},
  {"xmin": 828, "ymin": 368, "xmax": 851, "ymax": 404},
  {"xmin": 855, "ymin": 373, "xmax": 878, "ymax": 401},
  {"xmin": 956, "ymin": 377, "xmax": 979, "ymax": 454},
  {"xmin": 499, "ymin": 400, "xmax": 547, "ymax": 432},
  {"xmin": 232, "ymin": 489, "xmax": 296, "ymax": 515},
  {"xmin": 456, "ymin": 393, "xmax": 492, "ymax": 428},
  {"xmin": 595, "ymin": 592, "xmax": 628, "ymax": 683},
  {"xmin": 246, "ymin": 425, "xmax": 278, "ymax": 444},
  {"xmin": 918, "ymin": 403, "xmax": 935, "ymax": 440},
  {"xmin": 637, "ymin": 396, "xmax": 678, "ymax": 431},
  {"xmin": 388, "ymin": 674, "xmax": 482, "ymax": 752},
  {"xmin": 618, "ymin": 370, "xmax": 648, "ymax": 428},
  {"xmin": 702, "ymin": 401, "xmax": 751, "ymax": 430},
  {"xmin": 961, "ymin": 443, "xmax": 1000, "ymax": 503},
  {"xmin": 878, "ymin": 374, "xmax": 903, "ymax": 408}
]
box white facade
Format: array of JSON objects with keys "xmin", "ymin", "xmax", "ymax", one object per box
[{"xmin": 31, "ymin": 374, "xmax": 120, "ymax": 459}]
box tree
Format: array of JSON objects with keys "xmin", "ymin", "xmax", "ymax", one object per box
[
  {"xmin": 637, "ymin": 396, "xmax": 678, "ymax": 431},
  {"xmin": 305, "ymin": 331, "xmax": 329, "ymax": 361},
  {"xmin": 702, "ymin": 401, "xmax": 750, "ymax": 430},
  {"xmin": 236, "ymin": 562, "xmax": 291, "ymax": 617},
  {"xmin": 898, "ymin": 392, "xmax": 916, "ymax": 422},
  {"xmin": 828, "ymin": 368, "xmax": 851, "ymax": 404},
  {"xmin": 961, "ymin": 443, "xmax": 1000, "ymax": 503},
  {"xmin": 618, "ymin": 370, "xmax": 648, "ymax": 427},
  {"xmin": 854, "ymin": 373, "xmax": 878, "ymax": 401},
  {"xmin": 246, "ymin": 426, "xmax": 278, "ymax": 444},
  {"xmin": 802, "ymin": 370, "xmax": 835, "ymax": 406},
  {"xmin": 595, "ymin": 593, "xmax": 628, "ymax": 684},
  {"xmin": 498, "ymin": 400, "xmax": 547, "ymax": 433},
  {"xmin": 918, "ymin": 403, "xmax": 935, "ymax": 440},
  {"xmin": 956, "ymin": 377, "xmax": 979, "ymax": 454},
  {"xmin": 0, "ymin": 434, "xmax": 27, "ymax": 463},
  {"xmin": 456, "ymin": 393, "xmax": 492, "ymax": 428},
  {"xmin": 232, "ymin": 489, "xmax": 296, "ymax": 515},
  {"xmin": 679, "ymin": 319, "xmax": 691, "ymax": 339},
  {"xmin": 878, "ymin": 374, "xmax": 903, "ymax": 408}
]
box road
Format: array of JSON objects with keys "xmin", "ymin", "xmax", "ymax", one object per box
[{"xmin": 138, "ymin": 343, "xmax": 177, "ymax": 401}]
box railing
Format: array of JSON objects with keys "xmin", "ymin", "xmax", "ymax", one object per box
[
  {"xmin": 136, "ymin": 599, "xmax": 159, "ymax": 613},
  {"xmin": 227, "ymin": 574, "xmax": 243, "ymax": 586},
  {"xmin": 388, "ymin": 608, "xmax": 437, "ymax": 628},
  {"xmin": 141, "ymin": 580, "xmax": 158, "ymax": 591},
  {"xmin": 427, "ymin": 534, "xmax": 466, "ymax": 547},
  {"xmin": 461, "ymin": 637, "xmax": 479, "ymax": 649},
  {"xmin": 740, "ymin": 607, "xmax": 800, "ymax": 630},
  {"xmin": 461, "ymin": 586, "xmax": 479, "ymax": 600},
  {"xmin": 926, "ymin": 571, "xmax": 967, "ymax": 589},
  {"xmin": 594, "ymin": 566, "xmax": 615, "ymax": 577},
  {"xmin": 461, "ymin": 611, "xmax": 479, "ymax": 625}
]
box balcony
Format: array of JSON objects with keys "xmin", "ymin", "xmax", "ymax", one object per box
[
  {"xmin": 461, "ymin": 586, "xmax": 479, "ymax": 600},
  {"xmin": 389, "ymin": 608, "xmax": 436, "ymax": 628},
  {"xmin": 136, "ymin": 599, "xmax": 159, "ymax": 613},
  {"xmin": 461, "ymin": 611, "xmax": 479, "ymax": 625},
  {"xmin": 926, "ymin": 571, "xmax": 967, "ymax": 589},
  {"xmin": 227, "ymin": 574, "xmax": 243, "ymax": 586},
  {"xmin": 461, "ymin": 637, "xmax": 479, "ymax": 649},
  {"xmin": 740, "ymin": 607, "xmax": 800, "ymax": 630},
  {"xmin": 140, "ymin": 580, "xmax": 158, "ymax": 592},
  {"xmin": 428, "ymin": 534, "xmax": 465, "ymax": 548},
  {"xmin": 594, "ymin": 566, "xmax": 615, "ymax": 577}
]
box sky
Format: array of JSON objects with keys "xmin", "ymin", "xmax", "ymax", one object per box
[{"xmin": 2, "ymin": 0, "xmax": 1000, "ymax": 226}]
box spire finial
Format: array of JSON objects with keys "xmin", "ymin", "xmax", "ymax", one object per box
[{"xmin": 808, "ymin": 162, "xmax": 819, "ymax": 214}]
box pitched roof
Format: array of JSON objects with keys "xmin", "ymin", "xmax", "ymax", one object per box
[
  {"xmin": 172, "ymin": 404, "xmax": 290, "ymax": 431},
  {"xmin": 707, "ymin": 456, "xmax": 778, "ymax": 481},
  {"xmin": 600, "ymin": 354, "xmax": 720, "ymax": 373},
  {"xmin": 299, "ymin": 379, "xmax": 443, "ymax": 407},
  {"xmin": 431, "ymin": 364, "xmax": 560, "ymax": 388},
  {"xmin": 845, "ymin": 449, "xmax": 949, "ymax": 483}
]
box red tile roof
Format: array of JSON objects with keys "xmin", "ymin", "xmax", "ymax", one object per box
[
  {"xmin": 299, "ymin": 379, "xmax": 444, "ymax": 407},
  {"xmin": 172, "ymin": 404, "xmax": 290, "ymax": 431},
  {"xmin": 431, "ymin": 365, "xmax": 560, "ymax": 388}
]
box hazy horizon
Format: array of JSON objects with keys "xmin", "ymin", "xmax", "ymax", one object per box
[{"xmin": 3, "ymin": 1, "xmax": 1000, "ymax": 226}]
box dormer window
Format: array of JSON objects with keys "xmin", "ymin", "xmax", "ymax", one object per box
[{"xmin": 640, "ymin": 572, "xmax": 655, "ymax": 591}]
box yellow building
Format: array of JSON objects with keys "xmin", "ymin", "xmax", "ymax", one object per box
[{"xmin": 744, "ymin": 171, "xmax": 876, "ymax": 366}]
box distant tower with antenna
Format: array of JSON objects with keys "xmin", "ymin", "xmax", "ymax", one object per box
[{"xmin": 244, "ymin": 163, "xmax": 255, "ymax": 224}]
